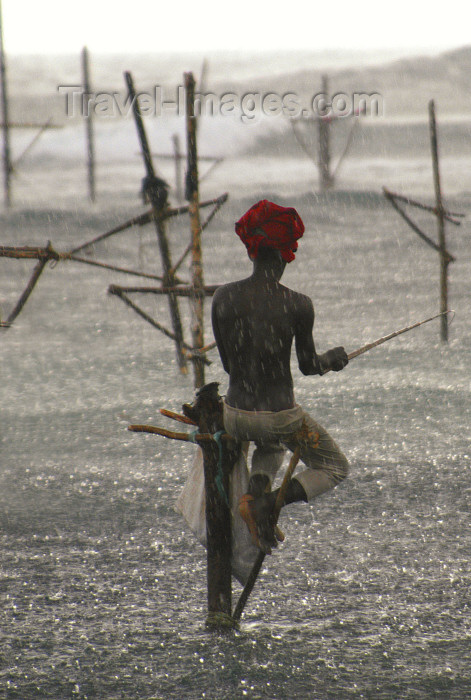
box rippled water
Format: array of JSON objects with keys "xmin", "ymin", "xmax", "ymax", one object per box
[{"xmin": 1, "ymin": 103, "xmax": 471, "ymax": 697}]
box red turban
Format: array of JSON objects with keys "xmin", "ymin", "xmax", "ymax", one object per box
[{"xmin": 235, "ymin": 200, "xmax": 305, "ymax": 263}]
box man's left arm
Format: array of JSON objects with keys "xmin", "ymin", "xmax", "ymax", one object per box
[
  {"xmin": 211, "ymin": 291, "xmax": 230, "ymax": 374},
  {"xmin": 294, "ymin": 295, "xmax": 348, "ymax": 375},
  {"xmin": 294, "ymin": 296, "xmax": 324, "ymax": 375}
]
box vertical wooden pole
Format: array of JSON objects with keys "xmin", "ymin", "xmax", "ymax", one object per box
[
  {"xmin": 429, "ymin": 99, "xmax": 448, "ymax": 343},
  {"xmin": 202, "ymin": 437, "xmax": 232, "ymax": 624},
  {"xmin": 124, "ymin": 71, "xmax": 187, "ymax": 371},
  {"xmin": 185, "ymin": 72, "xmax": 205, "ymax": 389},
  {"xmin": 318, "ymin": 74, "xmax": 332, "ymax": 192},
  {"xmin": 0, "ymin": 0, "xmax": 11, "ymax": 207},
  {"xmin": 172, "ymin": 134, "xmax": 183, "ymax": 201},
  {"xmin": 82, "ymin": 46, "xmax": 96, "ymax": 202},
  {"xmin": 182, "ymin": 383, "xmax": 235, "ymax": 628}
]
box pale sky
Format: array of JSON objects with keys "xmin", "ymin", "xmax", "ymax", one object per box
[{"xmin": 1, "ymin": 0, "xmax": 470, "ymax": 54}]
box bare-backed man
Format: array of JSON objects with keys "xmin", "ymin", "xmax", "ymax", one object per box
[{"xmin": 211, "ymin": 200, "xmax": 349, "ymax": 554}]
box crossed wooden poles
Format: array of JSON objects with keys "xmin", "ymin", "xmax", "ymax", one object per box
[
  {"xmin": 1, "ymin": 70, "xmax": 227, "ymax": 387},
  {"xmin": 290, "ymin": 74, "xmax": 359, "ymax": 192},
  {"xmin": 383, "ymin": 100, "xmax": 465, "ymax": 342}
]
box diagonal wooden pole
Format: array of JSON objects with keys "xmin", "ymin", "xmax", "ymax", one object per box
[
  {"xmin": 124, "ymin": 71, "xmax": 187, "ymax": 371},
  {"xmin": 5, "ymin": 248, "xmax": 52, "ymax": 324},
  {"xmin": 383, "ymin": 187, "xmax": 455, "ymax": 261},
  {"xmin": 383, "ymin": 188, "xmax": 463, "ymax": 225}
]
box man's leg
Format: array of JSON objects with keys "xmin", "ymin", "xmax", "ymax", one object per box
[
  {"xmin": 240, "ymin": 441, "xmax": 288, "ymax": 554},
  {"xmin": 247, "ymin": 441, "xmax": 285, "ymax": 496},
  {"xmin": 242, "ymin": 414, "xmax": 349, "ymax": 551},
  {"xmin": 281, "ymin": 413, "xmax": 349, "ymax": 501}
]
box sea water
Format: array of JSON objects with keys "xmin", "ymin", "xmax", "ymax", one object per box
[{"xmin": 1, "ymin": 51, "xmax": 470, "ymax": 698}]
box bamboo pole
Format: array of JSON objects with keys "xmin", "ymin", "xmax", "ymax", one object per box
[
  {"xmin": 69, "ymin": 210, "xmax": 155, "ymax": 255},
  {"xmin": 383, "ymin": 188, "xmax": 463, "ymax": 225},
  {"xmin": 128, "ymin": 423, "xmax": 227, "ymax": 441},
  {"xmin": 159, "ymin": 408, "xmax": 197, "ymax": 425},
  {"xmin": 68, "ymin": 194, "xmax": 227, "ymax": 256},
  {"xmin": 107, "ymin": 284, "xmax": 218, "ymax": 296},
  {"xmin": 429, "ymin": 100, "xmax": 449, "ymax": 343},
  {"xmin": 0, "ymin": 244, "xmax": 59, "ymax": 260},
  {"xmin": 0, "ymin": 243, "xmax": 178, "ymax": 282},
  {"xmin": 168, "ymin": 192, "xmax": 228, "ymax": 277},
  {"xmin": 67, "ymin": 255, "xmax": 172, "ymax": 281},
  {"xmin": 124, "ymin": 71, "xmax": 187, "ymax": 371},
  {"xmin": 172, "ymin": 134, "xmax": 183, "ymax": 201},
  {"xmin": 108, "ymin": 285, "xmax": 212, "ymax": 364},
  {"xmin": 0, "ymin": 0, "xmax": 11, "ymax": 207},
  {"xmin": 383, "ymin": 188, "xmax": 455, "ymax": 262},
  {"xmin": 185, "ymin": 72, "xmax": 205, "ymax": 388},
  {"xmin": 167, "ymin": 193, "xmax": 228, "ymax": 217},
  {"xmin": 82, "ymin": 47, "xmax": 96, "ymax": 202}
]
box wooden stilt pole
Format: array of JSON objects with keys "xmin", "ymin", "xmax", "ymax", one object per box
[
  {"xmin": 318, "ymin": 74, "xmax": 332, "ymax": 192},
  {"xmin": 124, "ymin": 71, "xmax": 187, "ymax": 371},
  {"xmin": 82, "ymin": 47, "xmax": 96, "ymax": 202},
  {"xmin": 182, "ymin": 383, "xmax": 238, "ymax": 628},
  {"xmin": 0, "ymin": 0, "xmax": 11, "ymax": 207},
  {"xmin": 172, "ymin": 134, "xmax": 183, "ymax": 201},
  {"xmin": 429, "ymin": 100, "xmax": 449, "ymax": 343},
  {"xmin": 185, "ymin": 72, "xmax": 205, "ymax": 388}
]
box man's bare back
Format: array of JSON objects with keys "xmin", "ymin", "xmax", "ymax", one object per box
[{"xmin": 212, "ymin": 249, "xmax": 320, "ymax": 411}]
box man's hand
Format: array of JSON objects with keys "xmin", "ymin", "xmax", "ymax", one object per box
[{"xmin": 319, "ymin": 347, "xmax": 349, "ymax": 373}]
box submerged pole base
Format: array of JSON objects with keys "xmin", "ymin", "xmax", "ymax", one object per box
[{"xmin": 205, "ymin": 611, "xmax": 238, "ymax": 630}]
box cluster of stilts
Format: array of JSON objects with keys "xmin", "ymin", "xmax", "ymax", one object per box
[{"xmin": 1, "ymin": 69, "xmax": 229, "ymax": 388}]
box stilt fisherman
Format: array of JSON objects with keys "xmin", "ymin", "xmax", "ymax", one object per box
[{"xmin": 211, "ymin": 200, "xmax": 350, "ymax": 554}]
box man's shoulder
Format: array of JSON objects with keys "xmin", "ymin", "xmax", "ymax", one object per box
[
  {"xmin": 278, "ymin": 284, "xmax": 314, "ymax": 310},
  {"xmin": 212, "ymin": 279, "xmax": 246, "ymax": 304}
]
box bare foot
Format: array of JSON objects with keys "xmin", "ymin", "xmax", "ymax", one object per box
[{"xmin": 239, "ymin": 493, "xmax": 282, "ymax": 554}]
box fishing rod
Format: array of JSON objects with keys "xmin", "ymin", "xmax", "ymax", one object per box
[
  {"xmin": 233, "ymin": 309, "xmax": 453, "ymax": 621},
  {"xmin": 323, "ymin": 310, "xmax": 454, "ymax": 373}
]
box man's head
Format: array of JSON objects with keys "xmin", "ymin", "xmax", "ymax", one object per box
[{"xmin": 235, "ymin": 200, "xmax": 304, "ymax": 263}]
